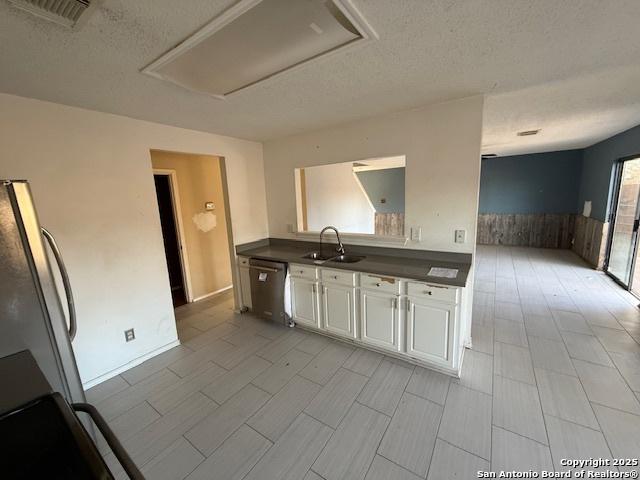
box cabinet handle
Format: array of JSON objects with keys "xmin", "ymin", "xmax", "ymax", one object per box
[
  {"xmin": 391, "ymin": 297, "xmax": 398, "ymax": 309},
  {"xmin": 424, "ymin": 290, "xmax": 433, "ymax": 296},
  {"xmin": 376, "ymin": 282, "xmax": 382, "ymax": 287},
  {"xmin": 406, "ymin": 299, "xmax": 411, "ymax": 312},
  {"xmin": 333, "ymin": 275, "xmax": 338, "ymax": 280},
  {"xmin": 312, "ymin": 284, "xmax": 316, "ymax": 294}
]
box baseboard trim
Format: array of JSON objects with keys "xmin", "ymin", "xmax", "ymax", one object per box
[
  {"xmin": 192, "ymin": 285, "xmax": 233, "ymax": 302},
  {"xmin": 82, "ymin": 339, "xmax": 181, "ymax": 390}
]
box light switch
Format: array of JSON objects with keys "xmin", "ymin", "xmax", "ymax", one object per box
[
  {"xmin": 411, "ymin": 226, "xmax": 422, "ymax": 242},
  {"xmin": 455, "ymin": 229, "xmax": 466, "ymax": 243}
]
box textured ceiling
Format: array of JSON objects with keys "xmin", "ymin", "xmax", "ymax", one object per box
[{"xmin": 1, "ymin": 0, "xmax": 640, "ymax": 151}]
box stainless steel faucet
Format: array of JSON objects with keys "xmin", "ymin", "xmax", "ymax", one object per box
[{"xmin": 320, "ymin": 226, "xmax": 345, "ymax": 256}]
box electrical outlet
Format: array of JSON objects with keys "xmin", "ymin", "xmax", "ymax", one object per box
[
  {"xmin": 124, "ymin": 328, "xmax": 135, "ymax": 342},
  {"xmin": 455, "ymin": 229, "xmax": 466, "ymax": 243},
  {"xmin": 411, "ymin": 226, "xmax": 422, "ymax": 242}
]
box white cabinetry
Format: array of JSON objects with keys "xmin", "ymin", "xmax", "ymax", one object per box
[
  {"xmin": 238, "ymin": 256, "xmax": 252, "ymax": 310},
  {"xmin": 322, "ymin": 283, "xmax": 356, "ymax": 338},
  {"xmin": 406, "ymin": 296, "xmax": 456, "ymax": 366},
  {"xmin": 321, "ymin": 268, "xmax": 356, "ymax": 339},
  {"xmin": 286, "ymin": 263, "xmax": 465, "ymax": 375},
  {"xmin": 290, "ymin": 264, "xmax": 320, "ymax": 328},
  {"xmin": 360, "ymin": 289, "xmax": 400, "ymax": 351}
]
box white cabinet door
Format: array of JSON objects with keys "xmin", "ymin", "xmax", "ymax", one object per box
[
  {"xmin": 322, "ymin": 284, "xmax": 356, "ymax": 338},
  {"xmin": 239, "ymin": 266, "xmax": 252, "ymax": 309},
  {"xmin": 360, "ymin": 289, "xmax": 399, "ymax": 351},
  {"xmin": 291, "ymin": 277, "xmax": 320, "ymax": 328},
  {"xmin": 406, "ymin": 296, "xmax": 455, "ymax": 365}
]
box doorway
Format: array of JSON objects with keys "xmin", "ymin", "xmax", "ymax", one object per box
[
  {"xmin": 606, "ymin": 156, "xmax": 640, "ymax": 296},
  {"xmin": 150, "ymin": 150, "xmax": 236, "ymax": 318},
  {"xmin": 153, "ymin": 173, "xmax": 188, "ymax": 307}
]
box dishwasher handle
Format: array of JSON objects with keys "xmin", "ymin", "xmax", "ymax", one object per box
[{"xmin": 249, "ymin": 265, "xmax": 280, "ymax": 273}]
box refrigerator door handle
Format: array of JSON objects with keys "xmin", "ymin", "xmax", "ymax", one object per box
[{"xmin": 41, "ymin": 228, "xmax": 77, "ymax": 342}]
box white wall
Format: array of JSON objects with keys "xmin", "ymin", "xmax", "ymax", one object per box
[
  {"xmin": 304, "ymin": 162, "xmax": 374, "ymax": 233},
  {"xmin": 264, "ymin": 96, "xmax": 484, "ymax": 254},
  {"xmin": 0, "ymin": 93, "xmax": 268, "ymax": 387}
]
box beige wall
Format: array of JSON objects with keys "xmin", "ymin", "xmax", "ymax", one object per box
[
  {"xmin": 151, "ymin": 151, "xmax": 232, "ymax": 300},
  {"xmin": 0, "ymin": 93, "xmax": 268, "ymax": 387}
]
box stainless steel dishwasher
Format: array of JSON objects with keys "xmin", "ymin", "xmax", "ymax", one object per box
[{"xmin": 249, "ymin": 258, "xmax": 287, "ymax": 324}]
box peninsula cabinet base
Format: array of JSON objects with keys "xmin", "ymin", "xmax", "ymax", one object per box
[
  {"xmin": 286, "ymin": 263, "xmax": 469, "ymax": 377},
  {"xmin": 292, "ymin": 322, "xmax": 465, "ymax": 378}
]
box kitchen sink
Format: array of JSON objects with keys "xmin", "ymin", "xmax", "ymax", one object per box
[
  {"xmin": 302, "ymin": 252, "xmax": 366, "ymax": 264},
  {"xmin": 331, "ymin": 254, "xmax": 365, "ymax": 263},
  {"xmin": 302, "ymin": 251, "xmax": 334, "ymax": 261}
]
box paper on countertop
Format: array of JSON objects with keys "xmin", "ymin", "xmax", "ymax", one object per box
[{"xmin": 427, "ymin": 267, "xmax": 458, "ymax": 279}]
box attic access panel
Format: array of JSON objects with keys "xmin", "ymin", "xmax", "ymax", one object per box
[{"xmin": 142, "ymin": 0, "xmax": 376, "ymax": 99}]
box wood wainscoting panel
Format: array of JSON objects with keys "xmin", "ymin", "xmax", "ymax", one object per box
[
  {"xmin": 477, "ymin": 214, "xmax": 575, "ymax": 249},
  {"xmin": 375, "ymin": 213, "xmax": 405, "ymax": 237},
  {"xmin": 477, "ymin": 214, "xmax": 607, "ymax": 270},
  {"xmin": 571, "ymin": 215, "xmax": 608, "ymax": 269}
]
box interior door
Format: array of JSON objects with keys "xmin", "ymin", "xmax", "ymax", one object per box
[
  {"xmin": 153, "ymin": 174, "xmax": 187, "ymax": 307},
  {"xmin": 606, "ymin": 157, "xmax": 640, "ymax": 291}
]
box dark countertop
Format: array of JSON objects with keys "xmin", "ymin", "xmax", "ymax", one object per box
[{"xmin": 236, "ymin": 238, "xmax": 472, "ymax": 287}]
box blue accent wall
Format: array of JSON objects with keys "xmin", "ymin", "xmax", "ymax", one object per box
[
  {"xmin": 355, "ymin": 167, "xmax": 405, "ymax": 213},
  {"xmin": 578, "ymin": 124, "xmax": 640, "ymax": 222},
  {"xmin": 479, "ymin": 150, "xmax": 583, "ymax": 214}
]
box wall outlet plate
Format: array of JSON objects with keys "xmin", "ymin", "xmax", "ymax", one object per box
[
  {"xmin": 124, "ymin": 328, "xmax": 135, "ymax": 342},
  {"xmin": 455, "ymin": 229, "xmax": 466, "ymax": 243},
  {"xmin": 411, "ymin": 226, "xmax": 422, "ymax": 242}
]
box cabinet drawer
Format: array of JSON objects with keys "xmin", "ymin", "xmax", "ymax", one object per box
[
  {"xmin": 407, "ymin": 281, "xmax": 458, "ymax": 304},
  {"xmin": 238, "ymin": 256, "xmax": 250, "ymax": 267},
  {"xmin": 290, "ymin": 263, "xmax": 318, "ymax": 281},
  {"xmin": 360, "ymin": 274, "xmax": 401, "ymax": 294},
  {"xmin": 321, "ymin": 268, "xmax": 357, "ymax": 287}
]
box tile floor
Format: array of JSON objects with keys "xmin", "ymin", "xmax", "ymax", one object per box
[{"xmin": 87, "ymin": 246, "xmax": 640, "ymax": 479}]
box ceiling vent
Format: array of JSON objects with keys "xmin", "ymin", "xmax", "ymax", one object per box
[
  {"xmin": 517, "ymin": 129, "xmax": 540, "ymax": 137},
  {"xmin": 143, "ymin": 0, "xmax": 377, "ymax": 99},
  {"xmin": 8, "ymin": 0, "xmax": 97, "ymax": 28}
]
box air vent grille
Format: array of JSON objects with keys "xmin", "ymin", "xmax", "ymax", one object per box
[{"xmin": 9, "ymin": 0, "xmax": 92, "ymax": 27}]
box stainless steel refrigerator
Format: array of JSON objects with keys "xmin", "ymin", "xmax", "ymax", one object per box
[{"xmin": 0, "ymin": 179, "xmax": 85, "ymax": 405}]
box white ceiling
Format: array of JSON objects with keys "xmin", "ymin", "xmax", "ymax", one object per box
[{"xmin": 1, "ymin": 0, "xmax": 640, "ymax": 151}]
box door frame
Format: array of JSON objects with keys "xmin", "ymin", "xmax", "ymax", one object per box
[
  {"xmin": 604, "ymin": 155, "xmax": 640, "ymax": 292},
  {"xmin": 153, "ymin": 169, "xmax": 193, "ymax": 303}
]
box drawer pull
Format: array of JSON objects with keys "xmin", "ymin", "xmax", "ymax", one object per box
[
  {"xmin": 376, "ymin": 282, "xmax": 382, "ymax": 287},
  {"xmin": 424, "ymin": 290, "xmax": 433, "ymax": 295},
  {"xmin": 333, "ymin": 275, "xmax": 338, "ymax": 280}
]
